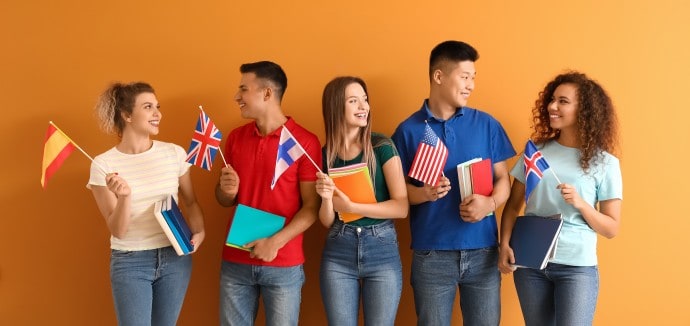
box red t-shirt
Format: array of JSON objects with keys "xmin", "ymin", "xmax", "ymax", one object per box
[{"xmin": 222, "ymin": 117, "xmax": 321, "ymax": 267}]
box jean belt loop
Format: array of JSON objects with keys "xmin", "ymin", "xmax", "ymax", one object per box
[{"xmin": 337, "ymin": 218, "xmax": 346, "ymax": 235}]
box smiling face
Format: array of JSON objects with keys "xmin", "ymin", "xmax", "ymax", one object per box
[
  {"xmin": 436, "ymin": 60, "xmax": 476, "ymax": 109},
  {"xmin": 122, "ymin": 92, "xmax": 161, "ymax": 136},
  {"xmin": 234, "ymin": 72, "xmax": 268, "ymax": 120},
  {"xmin": 343, "ymin": 82, "xmax": 370, "ymax": 129},
  {"xmin": 548, "ymin": 83, "xmax": 579, "ymax": 132}
]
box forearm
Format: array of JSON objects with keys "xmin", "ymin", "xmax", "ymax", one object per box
[
  {"xmin": 318, "ymin": 199, "xmax": 336, "ymax": 228},
  {"xmin": 406, "ymin": 183, "xmax": 431, "ymax": 205},
  {"xmin": 107, "ymin": 196, "xmax": 131, "ymax": 238},
  {"xmin": 347, "ymin": 197, "xmax": 408, "ymax": 219},
  {"xmin": 270, "ymin": 205, "xmax": 318, "ymax": 248},
  {"xmin": 577, "ymin": 200, "xmax": 621, "ymax": 238},
  {"xmin": 215, "ymin": 183, "xmax": 236, "ymax": 207}
]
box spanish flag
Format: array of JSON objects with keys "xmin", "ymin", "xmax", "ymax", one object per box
[{"xmin": 41, "ymin": 122, "xmax": 76, "ymax": 189}]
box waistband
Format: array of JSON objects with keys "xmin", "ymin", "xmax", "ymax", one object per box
[{"xmin": 331, "ymin": 218, "xmax": 395, "ymax": 236}]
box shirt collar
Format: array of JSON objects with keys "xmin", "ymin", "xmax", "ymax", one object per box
[
  {"xmin": 252, "ymin": 116, "xmax": 295, "ymax": 137},
  {"xmin": 422, "ymin": 99, "xmax": 464, "ymax": 122}
]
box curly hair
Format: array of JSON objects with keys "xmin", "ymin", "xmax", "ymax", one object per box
[
  {"xmin": 95, "ymin": 82, "xmax": 155, "ymax": 136},
  {"xmin": 531, "ymin": 71, "xmax": 618, "ymax": 171}
]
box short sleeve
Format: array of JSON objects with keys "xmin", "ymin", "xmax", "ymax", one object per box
[
  {"xmin": 87, "ymin": 155, "xmax": 110, "ymax": 189},
  {"xmin": 597, "ymin": 155, "xmax": 623, "ymax": 201},
  {"xmin": 174, "ymin": 144, "xmax": 192, "ymax": 177}
]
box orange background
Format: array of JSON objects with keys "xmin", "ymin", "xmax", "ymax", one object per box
[{"xmin": 2, "ymin": 0, "xmax": 689, "ymax": 325}]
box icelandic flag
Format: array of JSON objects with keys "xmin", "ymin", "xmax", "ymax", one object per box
[
  {"xmin": 185, "ymin": 110, "xmax": 222, "ymax": 171},
  {"xmin": 523, "ymin": 140, "xmax": 551, "ymax": 203},
  {"xmin": 408, "ymin": 123, "xmax": 449, "ymax": 186},
  {"xmin": 271, "ymin": 126, "xmax": 306, "ymax": 189}
]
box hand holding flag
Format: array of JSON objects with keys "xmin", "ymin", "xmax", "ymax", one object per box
[
  {"xmin": 523, "ymin": 140, "xmax": 561, "ymax": 203},
  {"xmin": 408, "ymin": 123, "xmax": 449, "ymax": 186},
  {"xmin": 271, "ymin": 126, "xmax": 321, "ymax": 189}
]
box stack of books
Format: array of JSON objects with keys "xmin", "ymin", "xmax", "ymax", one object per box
[
  {"xmin": 328, "ymin": 163, "xmax": 377, "ymax": 223},
  {"xmin": 154, "ymin": 195, "xmax": 194, "ymax": 256},
  {"xmin": 456, "ymin": 157, "xmax": 493, "ymax": 200}
]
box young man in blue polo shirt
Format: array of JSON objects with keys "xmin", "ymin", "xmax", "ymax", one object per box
[{"xmin": 392, "ymin": 40, "xmax": 515, "ymax": 325}]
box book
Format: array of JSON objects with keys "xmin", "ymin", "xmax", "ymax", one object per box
[
  {"xmin": 509, "ymin": 214, "xmax": 563, "ymax": 270},
  {"xmin": 225, "ymin": 204, "xmax": 286, "ymax": 251},
  {"xmin": 456, "ymin": 158, "xmax": 493, "ymax": 199},
  {"xmin": 328, "ymin": 163, "xmax": 377, "ymax": 223},
  {"xmin": 153, "ymin": 195, "xmax": 194, "ymax": 256}
]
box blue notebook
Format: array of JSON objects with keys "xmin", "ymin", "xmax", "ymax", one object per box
[
  {"xmin": 509, "ymin": 214, "xmax": 563, "ymax": 270},
  {"xmin": 225, "ymin": 204, "xmax": 286, "ymax": 251}
]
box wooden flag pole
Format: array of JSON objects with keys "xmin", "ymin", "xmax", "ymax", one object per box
[{"xmin": 49, "ymin": 121, "xmax": 108, "ymax": 174}]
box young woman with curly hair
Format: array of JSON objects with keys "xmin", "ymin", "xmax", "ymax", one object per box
[{"xmin": 498, "ymin": 72, "xmax": 623, "ymax": 325}]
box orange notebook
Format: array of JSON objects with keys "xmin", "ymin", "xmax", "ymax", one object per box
[{"xmin": 329, "ymin": 163, "xmax": 377, "ymax": 223}]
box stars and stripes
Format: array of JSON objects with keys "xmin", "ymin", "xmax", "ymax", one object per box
[{"xmin": 408, "ymin": 123, "xmax": 449, "ymax": 186}]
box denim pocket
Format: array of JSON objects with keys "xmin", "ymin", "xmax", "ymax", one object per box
[
  {"xmin": 326, "ymin": 225, "xmax": 342, "ymax": 240},
  {"xmin": 413, "ymin": 250, "xmax": 434, "ymax": 257},
  {"xmin": 375, "ymin": 226, "xmax": 399, "ymax": 245}
]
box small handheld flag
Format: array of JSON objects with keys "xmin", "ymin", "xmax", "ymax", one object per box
[
  {"xmin": 41, "ymin": 123, "xmax": 77, "ymax": 188},
  {"xmin": 408, "ymin": 123, "xmax": 449, "ymax": 186},
  {"xmin": 271, "ymin": 126, "xmax": 322, "ymax": 189},
  {"xmin": 41, "ymin": 121, "xmax": 104, "ymax": 189},
  {"xmin": 185, "ymin": 107, "xmax": 223, "ymax": 171},
  {"xmin": 523, "ymin": 140, "xmax": 560, "ymax": 203}
]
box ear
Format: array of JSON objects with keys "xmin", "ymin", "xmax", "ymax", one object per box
[
  {"xmin": 121, "ymin": 111, "xmax": 132, "ymax": 123},
  {"xmin": 263, "ymin": 87, "xmax": 273, "ymax": 101},
  {"xmin": 432, "ymin": 69, "xmax": 443, "ymax": 85}
]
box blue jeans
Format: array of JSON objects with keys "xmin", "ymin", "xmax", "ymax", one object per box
[
  {"xmin": 110, "ymin": 246, "xmax": 192, "ymax": 326},
  {"xmin": 320, "ymin": 219, "xmax": 403, "ymax": 326},
  {"xmin": 514, "ymin": 263, "xmax": 599, "ymax": 326},
  {"xmin": 411, "ymin": 248, "xmax": 501, "ymax": 326},
  {"xmin": 219, "ymin": 261, "xmax": 304, "ymax": 326}
]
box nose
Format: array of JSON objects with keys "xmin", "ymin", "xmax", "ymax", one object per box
[
  {"xmin": 466, "ymin": 79, "xmax": 475, "ymax": 91},
  {"xmin": 234, "ymin": 91, "xmax": 241, "ymax": 102},
  {"xmin": 548, "ymin": 99, "xmax": 558, "ymax": 111}
]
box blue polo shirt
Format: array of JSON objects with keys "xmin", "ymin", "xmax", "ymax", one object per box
[{"xmin": 392, "ymin": 100, "xmax": 515, "ymax": 250}]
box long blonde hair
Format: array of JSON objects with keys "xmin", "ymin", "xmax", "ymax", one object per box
[{"xmin": 321, "ymin": 76, "xmax": 377, "ymax": 182}]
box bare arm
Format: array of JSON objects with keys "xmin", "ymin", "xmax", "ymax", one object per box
[
  {"xmin": 178, "ymin": 170, "xmax": 205, "ymax": 252},
  {"xmin": 498, "ymin": 180, "xmax": 525, "ymax": 274},
  {"xmin": 558, "ymin": 184, "xmax": 622, "ymax": 238},
  {"xmin": 405, "ymin": 175, "xmax": 452, "ymax": 205},
  {"xmin": 246, "ymin": 181, "xmax": 320, "ymax": 262},
  {"xmin": 90, "ymin": 174, "xmax": 132, "ymax": 239}
]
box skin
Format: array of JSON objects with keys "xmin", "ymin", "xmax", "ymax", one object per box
[
  {"xmin": 91, "ymin": 92, "xmax": 205, "ymax": 250},
  {"xmin": 498, "ymin": 83, "xmax": 622, "ymax": 274},
  {"xmin": 215, "ymin": 72, "xmax": 319, "ymax": 262},
  {"xmin": 315, "ymin": 82, "xmax": 408, "ymax": 227}
]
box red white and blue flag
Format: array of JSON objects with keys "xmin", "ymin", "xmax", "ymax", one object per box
[
  {"xmin": 524, "ymin": 140, "xmax": 551, "ymax": 203},
  {"xmin": 271, "ymin": 126, "xmax": 306, "ymax": 189},
  {"xmin": 408, "ymin": 123, "xmax": 449, "ymax": 186},
  {"xmin": 185, "ymin": 110, "xmax": 222, "ymax": 171}
]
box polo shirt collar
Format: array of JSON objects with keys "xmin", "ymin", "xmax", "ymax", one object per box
[
  {"xmin": 252, "ymin": 116, "xmax": 295, "ymax": 137},
  {"xmin": 422, "ymin": 99, "xmax": 464, "ymax": 122}
]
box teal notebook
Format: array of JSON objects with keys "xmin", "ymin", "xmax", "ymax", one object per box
[{"xmin": 225, "ymin": 204, "xmax": 286, "ymax": 251}]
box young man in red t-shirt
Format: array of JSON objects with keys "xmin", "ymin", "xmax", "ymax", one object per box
[{"xmin": 215, "ymin": 61, "xmax": 321, "ymax": 326}]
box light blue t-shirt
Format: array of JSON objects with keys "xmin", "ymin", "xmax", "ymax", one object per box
[{"xmin": 511, "ymin": 140, "xmax": 623, "ymax": 266}]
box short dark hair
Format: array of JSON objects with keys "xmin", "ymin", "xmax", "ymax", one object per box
[
  {"xmin": 240, "ymin": 61, "xmax": 288, "ymax": 101},
  {"xmin": 429, "ymin": 41, "xmax": 479, "ymax": 79}
]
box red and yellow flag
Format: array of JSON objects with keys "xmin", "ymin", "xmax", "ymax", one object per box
[{"xmin": 41, "ymin": 123, "xmax": 76, "ymax": 189}]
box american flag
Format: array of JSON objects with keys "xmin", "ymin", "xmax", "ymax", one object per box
[
  {"xmin": 523, "ymin": 140, "xmax": 551, "ymax": 203},
  {"xmin": 408, "ymin": 123, "xmax": 449, "ymax": 186},
  {"xmin": 271, "ymin": 126, "xmax": 306, "ymax": 189},
  {"xmin": 185, "ymin": 110, "xmax": 222, "ymax": 171}
]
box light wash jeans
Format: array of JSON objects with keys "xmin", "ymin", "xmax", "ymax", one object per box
[
  {"xmin": 219, "ymin": 261, "xmax": 304, "ymax": 326},
  {"xmin": 110, "ymin": 246, "xmax": 192, "ymax": 326},
  {"xmin": 320, "ymin": 219, "xmax": 403, "ymax": 326},
  {"xmin": 411, "ymin": 248, "xmax": 501, "ymax": 326},
  {"xmin": 514, "ymin": 263, "xmax": 599, "ymax": 326}
]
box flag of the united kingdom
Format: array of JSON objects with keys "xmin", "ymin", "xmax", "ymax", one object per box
[
  {"xmin": 523, "ymin": 140, "xmax": 550, "ymax": 203},
  {"xmin": 186, "ymin": 110, "xmax": 222, "ymax": 171}
]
